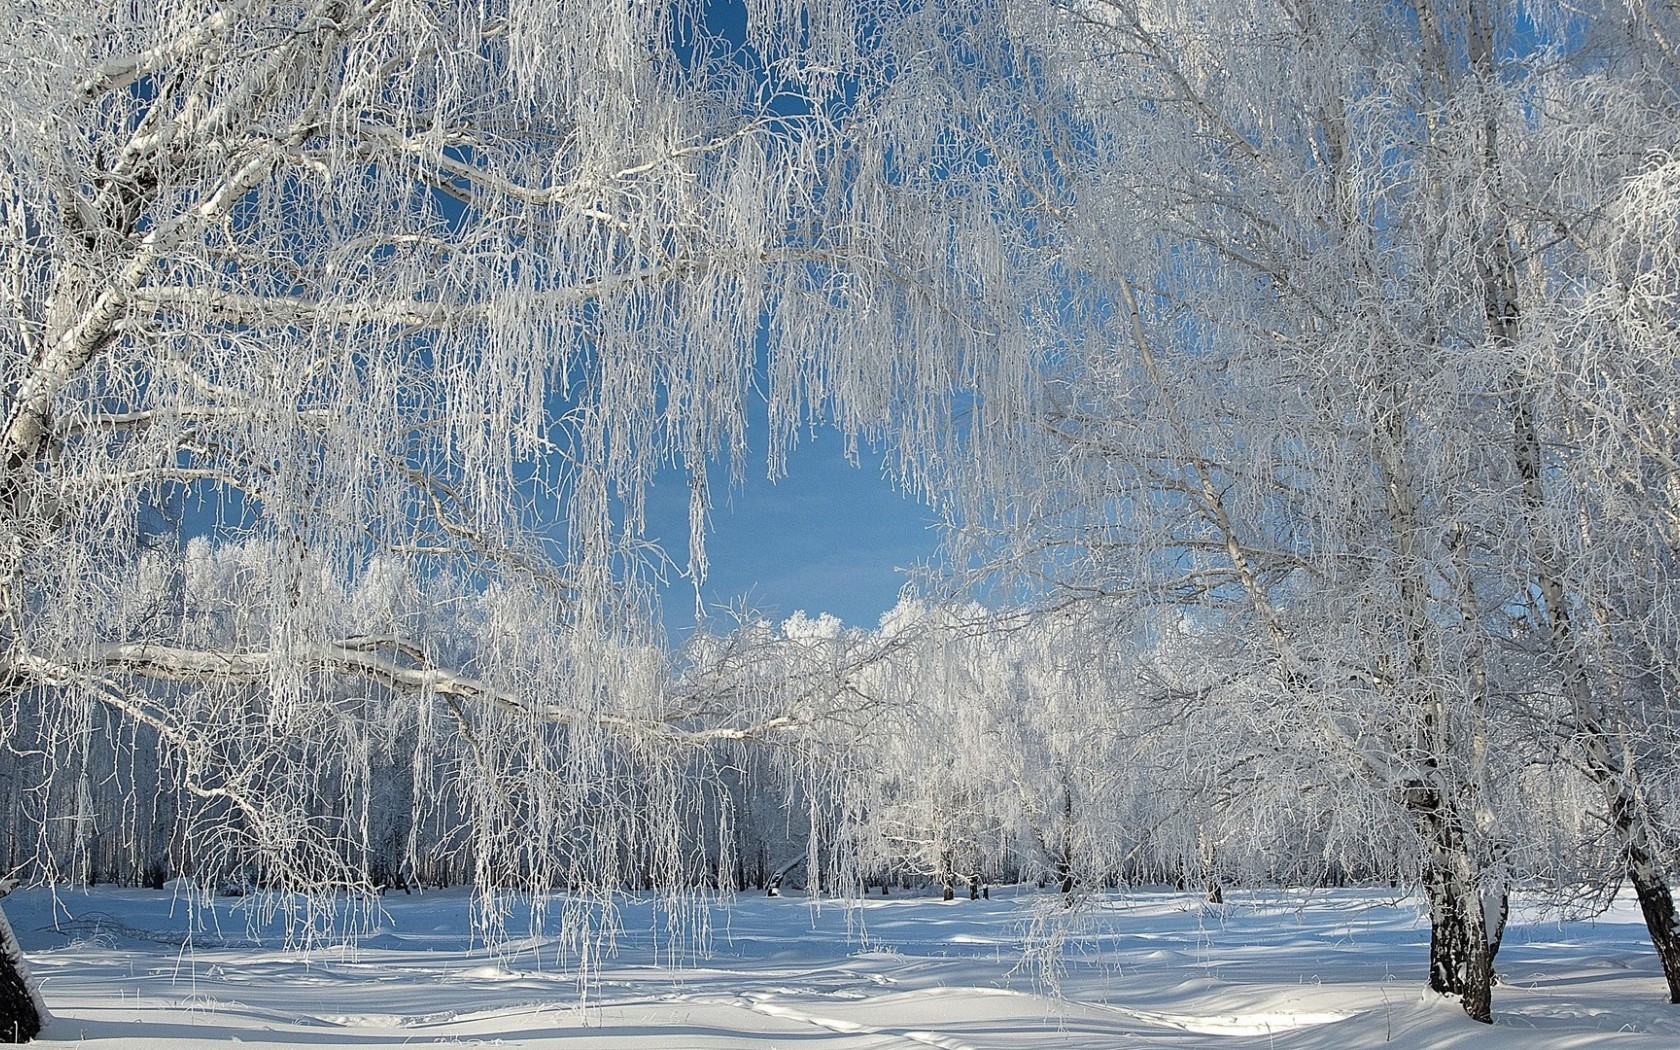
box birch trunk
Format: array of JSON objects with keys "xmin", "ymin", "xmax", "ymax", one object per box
[
  {"xmin": 1412, "ymin": 775, "xmax": 1494, "ymax": 1023},
  {"xmin": 0, "ymin": 905, "xmax": 45, "ymax": 1043}
]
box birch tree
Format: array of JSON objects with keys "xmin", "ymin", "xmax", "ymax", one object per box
[
  {"xmin": 893, "ymin": 0, "xmax": 1680, "ymax": 1022},
  {"xmin": 0, "ymin": 1, "xmax": 1008, "ymax": 1039},
  {"xmin": 1517, "ymin": 7, "xmax": 1680, "ymax": 998}
]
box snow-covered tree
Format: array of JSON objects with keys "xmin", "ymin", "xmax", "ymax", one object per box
[
  {"xmin": 1479, "ymin": 9, "xmax": 1680, "ymax": 997},
  {"xmin": 883, "ymin": 0, "xmax": 1680, "ymax": 1022},
  {"xmin": 0, "ymin": 1, "xmax": 1016, "ymax": 1039}
]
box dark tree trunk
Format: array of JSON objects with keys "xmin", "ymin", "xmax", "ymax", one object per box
[
  {"xmin": 1426, "ymin": 864, "xmax": 1463, "ymax": 995},
  {"xmin": 1410, "ymin": 773, "xmax": 1495, "ymax": 1025},
  {"xmin": 1460, "ymin": 921, "xmax": 1494, "ymax": 1024},
  {"xmin": 1628, "ymin": 844, "xmax": 1680, "ymax": 1003},
  {"xmin": 0, "ymin": 906, "xmax": 44, "ymax": 1043},
  {"xmin": 1424, "ymin": 861, "xmax": 1494, "ymax": 1024}
]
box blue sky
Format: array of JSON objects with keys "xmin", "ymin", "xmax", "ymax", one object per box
[
  {"xmin": 643, "ymin": 428, "xmax": 940, "ymax": 637},
  {"xmin": 634, "ymin": 1, "xmax": 947, "ymax": 636}
]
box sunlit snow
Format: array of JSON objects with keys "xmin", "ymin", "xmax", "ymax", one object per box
[{"xmin": 8, "ymin": 886, "xmax": 1678, "ymax": 1048}]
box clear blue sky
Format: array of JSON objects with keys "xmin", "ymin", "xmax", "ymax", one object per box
[
  {"xmin": 643, "ymin": 428, "xmax": 940, "ymax": 637},
  {"xmin": 643, "ymin": 1, "xmax": 942, "ymax": 636}
]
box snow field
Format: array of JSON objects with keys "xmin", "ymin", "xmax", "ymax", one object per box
[{"xmin": 6, "ymin": 885, "xmax": 1679, "ymax": 1048}]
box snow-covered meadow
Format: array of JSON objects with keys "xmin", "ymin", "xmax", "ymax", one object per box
[{"xmin": 7, "ymin": 885, "xmax": 1677, "ymax": 1048}]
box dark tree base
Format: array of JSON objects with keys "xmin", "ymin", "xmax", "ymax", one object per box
[
  {"xmin": 0, "ymin": 911, "xmax": 42, "ymax": 1044},
  {"xmin": 1425, "ymin": 863, "xmax": 1494, "ymax": 1024},
  {"xmin": 1628, "ymin": 852, "xmax": 1680, "ymax": 1004}
]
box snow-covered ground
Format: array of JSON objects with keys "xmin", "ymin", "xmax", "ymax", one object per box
[{"xmin": 7, "ymin": 884, "xmax": 1679, "ymax": 1048}]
